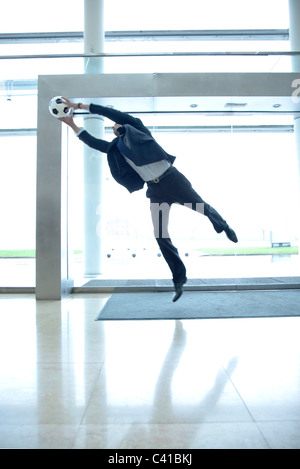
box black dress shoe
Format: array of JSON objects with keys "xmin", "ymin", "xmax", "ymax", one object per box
[
  {"xmin": 225, "ymin": 226, "xmax": 238, "ymax": 243},
  {"xmin": 173, "ymin": 277, "xmax": 187, "ymax": 302}
]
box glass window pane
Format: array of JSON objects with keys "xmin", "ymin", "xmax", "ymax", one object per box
[
  {"xmin": 0, "ymin": 135, "xmax": 36, "ymax": 287},
  {"xmin": 0, "ymin": 41, "xmax": 84, "ymax": 59},
  {"xmin": 0, "ymin": 97, "xmax": 37, "ymax": 129},
  {"xmin": 0, "ymin": 0, "xmax": 289, "ymax": 34},
  {"xmin": 0, "ymin": 0, "xmax": 84, "ymax": 33},
  {"xmin": 67, "ymin": 112, "xmax": 300, "ymax": 286},
  {"xmin": 0, "ymin": 0, "xmax": 291, "ymax": 78},
  {"xmin": 104, "ymin": 0, "xmax": 289, "ymax": 31},
  {"xmin": 103, "ymin": 50, "xmax": 291, "ymax": 74},
  {"xmin": 0, "ymin": 57, "xmax": 84, "ymax": 81},
  {"xmin": 0, "ymin": 0, "xmax": 295, "ymax": 291}
]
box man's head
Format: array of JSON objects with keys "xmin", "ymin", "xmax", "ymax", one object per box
[{"xmin": 113, "ymin": 123, "xmax": 125, "ymax": 137}]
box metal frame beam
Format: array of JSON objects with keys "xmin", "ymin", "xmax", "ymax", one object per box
[
  {"xmin": 0, "ymin": 29, "xmax": 290, "ymax": 43},
  {"xmin": 36, "ymin": 72, "xmax": 300, "ymax": 299}
]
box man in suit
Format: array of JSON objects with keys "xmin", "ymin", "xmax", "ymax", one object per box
[{"xmin": 59, "ymin": 98, "xmax": 238, "ymax": 302}]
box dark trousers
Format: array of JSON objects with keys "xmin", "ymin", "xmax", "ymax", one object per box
[{"xmin": 146, "ymin": 167, "xmax": 228, "ymax": 283}]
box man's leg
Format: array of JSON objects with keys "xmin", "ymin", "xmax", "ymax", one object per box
[
  {"xmin": 150, "ymin": 201, "xmax": 187, "ymax": 301},
  {"xmin": 162, "ymin": 169, "xmax": 238, "ymax": 242}
]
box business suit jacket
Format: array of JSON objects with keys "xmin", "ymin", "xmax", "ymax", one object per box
[{"xmin": 78, "ymin": 104, "xmax": 176, "ymax": 193}]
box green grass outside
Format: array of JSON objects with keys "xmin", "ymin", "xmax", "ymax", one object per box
[
  {"xmin": 196, "ymin": 246, "xmax": 299, "ymax": 256},
  {"xmin": 0, "ymin": 246, "xmax": 298, "ymax": 258},
  {"xmin": 0, "ymin": 250, "xmax": 36, "ymax": 258},
  {"xmin": 0, "ymin": 249, "xmax": 83, "ymax": 258}
]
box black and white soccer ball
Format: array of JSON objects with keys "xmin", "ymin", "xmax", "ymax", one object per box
[{"xmin": 48, "ymin": 96, "xmax": 72, "ymax": 118}]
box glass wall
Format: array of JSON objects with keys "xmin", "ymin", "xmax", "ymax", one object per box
[
  {"xmin": 0, "ymin": 134, "xmax": 36, "ymax": 287},
  {"xmin": 0, "ymin": 0, "xmax": 298, "ymax": 289},
  {"xmin": 66, "ymin": 111, "xmax": 300, "ymax": 287}
]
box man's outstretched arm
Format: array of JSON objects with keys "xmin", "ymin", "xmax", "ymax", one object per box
[
  {"xmin": 62, "ymin": 98, "xmax": 151, "ymax": 135},
  {"xmin": 59, "ymin": 109, "xmax": 110, "ymax": 153}
]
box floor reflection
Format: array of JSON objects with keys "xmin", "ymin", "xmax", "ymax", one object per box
[
  {"xmin": 115, "ymin": 321, "xmax": 239, "ymax": 448},
  {"xmin": 1, "ymin": 294, "xmax": 300, "ymax": 448},
  {"xmin": 1, "ymin": 253, "xmax": 300, "ymax": 288}
]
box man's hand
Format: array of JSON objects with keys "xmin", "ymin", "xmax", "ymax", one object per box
[
  {"xmin": 59, "ymin": 110, "xmax": 81, "ymax": 134},
  {"xmin": 61, "ymin": 97, "xmax": 76, "ymax": 111},
  {"xmin": 113, "ymin": 123, "xmax": 125, "ymax": 137},
  {"xmin": 59, "ymin": 109, "xmax": 74, "ymax": 125},
  {"xmin": 61, "ymin": 97, "xmax": 90, "ymax": 112}
]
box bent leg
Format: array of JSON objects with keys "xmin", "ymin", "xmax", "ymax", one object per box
[
  {"xmin": 163, "ymin": 169, "xmax": 228, "ymax": 233},
  {"xmin": 201, "ymin": 200, "xmax": 228, "ymax": 233}
]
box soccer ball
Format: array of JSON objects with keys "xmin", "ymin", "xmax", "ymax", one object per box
[{"xmin": 48, "ymin": 96, "xmax": 71, "ymax": 118}]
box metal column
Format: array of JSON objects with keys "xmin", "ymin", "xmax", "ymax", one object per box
[
  {"xmin": 83, "ymin": 0, "xmax": 105, "ymax": 276},
  {"xmin": 289, "ymin": 0, "xmax": 300, "ymax": 248},
  {"xmin": 36, "ymin": 79, "xmax": 72, "ymax": 299}
]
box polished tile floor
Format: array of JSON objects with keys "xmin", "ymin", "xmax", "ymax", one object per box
[{"xmin": 1, "ymin": 292, "xmax": 300, "ymax": 449}]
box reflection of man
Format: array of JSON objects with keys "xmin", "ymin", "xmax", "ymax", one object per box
[{"xmin": 60, "ymin": 98, "xmax": 238, "ymax": 302}]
